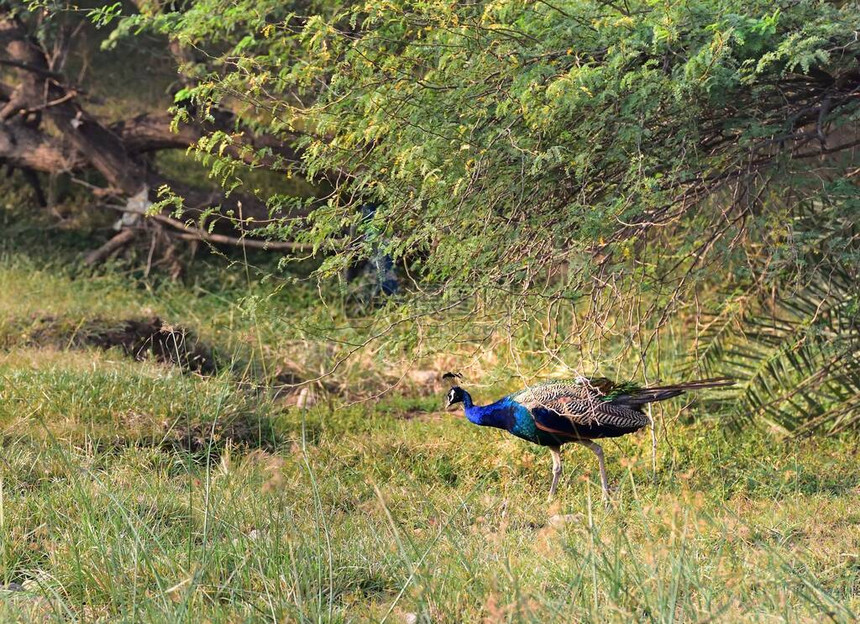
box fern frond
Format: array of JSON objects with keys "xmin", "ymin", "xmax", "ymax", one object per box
[{"xmin": 691, "ymin": 269, "xmax": 860, "ymax": 434}]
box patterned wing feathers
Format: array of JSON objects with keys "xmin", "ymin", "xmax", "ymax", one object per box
[
  {"xmin": 510, "ymin": 379, "xmax": 596, "ymax": 406},
  {"xmin": 511, "ymin": 379, "xmax": 649, "ymax": 431}
]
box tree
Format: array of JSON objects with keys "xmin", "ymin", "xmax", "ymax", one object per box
[{"xmin": 0, "ymin": 1, "xmax": 316, "ymax": 270}]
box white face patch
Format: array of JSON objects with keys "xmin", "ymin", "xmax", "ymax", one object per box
[{"xmin": 447, "ymin": 389, "xmax": 456, "ymax": 404}]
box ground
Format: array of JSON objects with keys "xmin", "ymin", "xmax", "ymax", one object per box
[{"xmin": 0, "ymin": 210, "xmax": 858, "ymax": 622}]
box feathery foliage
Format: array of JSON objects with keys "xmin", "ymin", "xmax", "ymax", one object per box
[
  {"xmin": 694, "ymin": 258, "xmax": 859, "ymax": 435},
  {"xmin": 111, "ymin": 1, "xmax": 857, "ymax": 280}
]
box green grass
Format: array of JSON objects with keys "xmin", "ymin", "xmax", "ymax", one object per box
[{"xmin": 0, "ymin": 212, "xmax": 858, "ymax": 622}]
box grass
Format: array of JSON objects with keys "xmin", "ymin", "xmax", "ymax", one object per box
[{"xmin": 0, "ymin": 210, "xmax": 858, "ymax": 622}]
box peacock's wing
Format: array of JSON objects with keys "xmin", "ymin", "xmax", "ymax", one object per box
[
  {"xmin": 509, "ymin": 377, "xmax": 642, "ymax": 410},
  {"xmin": 510, "ymin": 378, "xmax": 649, "ymax": 439}
]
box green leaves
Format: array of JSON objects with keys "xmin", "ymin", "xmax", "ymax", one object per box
[{"xmin": 87, "ymin": 2, "xmax": 124, "ymax": 28}]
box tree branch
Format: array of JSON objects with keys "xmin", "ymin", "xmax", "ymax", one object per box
[{"xmin": 84, "ymin": 228, "xmax": 137, "ymax": 265}]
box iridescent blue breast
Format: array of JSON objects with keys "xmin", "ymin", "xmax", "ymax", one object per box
[{"xmin": 507, "ymin": 402, "xmax": 540, "ymax": 444}]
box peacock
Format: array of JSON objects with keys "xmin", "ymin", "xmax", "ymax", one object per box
[{"xmin": 443, "ymin": 373, "xmax": 734, "ymax": 500}]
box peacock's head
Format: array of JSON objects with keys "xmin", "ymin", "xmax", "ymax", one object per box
[
  {"xmin": 442, "ymin": 371, "xmax": 466, "ymax": 409},
  {"xmin": 445, "ymin": 386, "xmax": 467, "ymax": 409}
]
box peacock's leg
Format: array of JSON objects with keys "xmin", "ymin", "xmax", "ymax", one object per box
[
  {"xmin": 548, "ymin": 446, "xmax": 562, "ymax": 500},
  {"xmin": 579, "ymin": 441, "xmax": 610, "ymax": 500}
]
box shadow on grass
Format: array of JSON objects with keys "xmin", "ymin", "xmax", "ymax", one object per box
[
  {"xmin": 26, "ymin": 316, "xmax": 220, "ymax": 375},
  {"xmin": 0, "ymin": 408, "xmax": 279, "ymax": 466}
]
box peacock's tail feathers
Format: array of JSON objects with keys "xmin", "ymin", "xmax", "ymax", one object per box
[
  {"xmin": 509, "ymin": 376, "xmax": 734, "ymax": 410},
  {"xmin": 611, "ymin": 378, "xmax": 735, "ymax": 406}
]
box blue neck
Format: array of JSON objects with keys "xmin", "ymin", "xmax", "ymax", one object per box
[{"xmin": 463, "ymin": 393, "xmax": 514, "ymax": 430}]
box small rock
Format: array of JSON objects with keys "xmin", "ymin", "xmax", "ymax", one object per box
[
  {"xmin": 404, "ymin": 613, "xmax": 418, "ymax": 624},
  {"xmin": 1, "ymin": 582, "xmax": 25, "ymax": 592},
  {"xmin": 548, "ymin": 513, "xmax": 583, "ymax": 528},
  {"xmin": 296, "ymin": 386, "xmax": 317, "ymax": 409}
]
